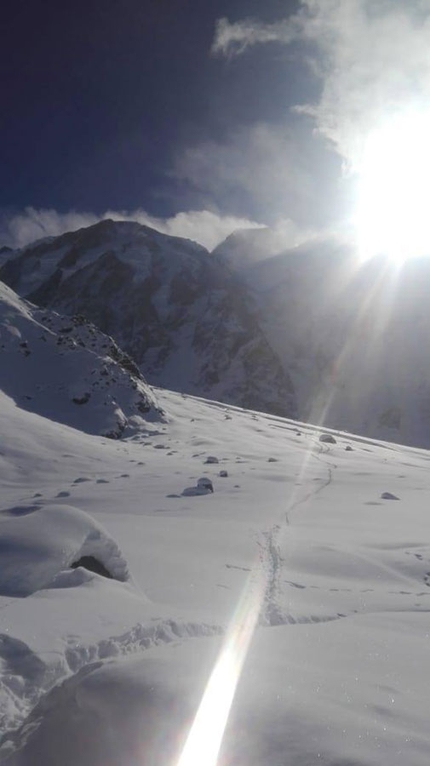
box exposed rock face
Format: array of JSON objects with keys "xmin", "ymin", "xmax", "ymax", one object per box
[{"xmin": 0, "ymin": 220, "xmax": 297, "ymax": 418}]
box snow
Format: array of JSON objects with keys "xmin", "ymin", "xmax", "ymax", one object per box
[
  {"xmin": 0, "ymin": 281, "xmax": 162, "ymax": 438},
  {"xmin": 0, "ymin": 503, "xmax": 129, "ymax": 597},
  {"xmin": 1, "ymin": 380, "xmax": 430, "ymax": 763}
]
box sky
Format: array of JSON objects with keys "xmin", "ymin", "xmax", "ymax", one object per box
[{"xmin": 2, "ymin": 1, "xmax": 430, "ymax": 252}]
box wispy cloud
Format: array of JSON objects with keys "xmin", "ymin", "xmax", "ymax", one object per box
[
  {"xmin": 212, "ymin": 1, "xmax": 430, "ymax": 169},
  {"xmin": 0, "ymin": 207, "xmax": 265, "ymax": 252},
  {"xmin": 172, "ymin": 120, "xmax": 345, "ymax": 230},
  {"xmin": 211, "ymin": 16, "xmax": 299, "ymax": 57}
]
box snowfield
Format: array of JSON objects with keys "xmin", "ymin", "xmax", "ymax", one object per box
[{"xmin": 1, "ymin": 386, "xmax": 430, "ymax": 764}]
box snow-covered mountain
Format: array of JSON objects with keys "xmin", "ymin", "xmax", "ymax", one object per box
[
  {"xmin": 0, "ymin": 281, "xmax": 162, "ymax": 438},
  {"xmin": 0, "ymin": 220, "xmax": 296, "ymax": 418},
  {"xmin": 213, "ymin": 225, "xmax": 291, "ymax": 270},
  {"xmin": 214, "ymin": 231, "xmax": 430, "ymax": 448}
]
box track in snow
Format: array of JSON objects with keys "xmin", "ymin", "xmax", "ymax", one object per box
[{"xmin": 259, "ymin": 441, "xmax": 336, "ymax": 627}]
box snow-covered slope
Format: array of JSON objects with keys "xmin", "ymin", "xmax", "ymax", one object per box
[
  {"xmin": 1, "ymin": 383, "xmax": 430, "ymax": 764},
  {"xmin": 0, "ymin": 281, "xmax": 162, "ymax": 437},
  {"xmin": 215, "ymin": 230, "xmax": 430, "ymax": 448},
  {"xmin": 0, "ymin": 220, "xmax": 296, "ymax": 418}
]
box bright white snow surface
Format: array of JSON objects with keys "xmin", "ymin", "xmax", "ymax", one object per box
[{"xmin": 1, "ymin": 387, "xmax": 430, "ymax": 764}]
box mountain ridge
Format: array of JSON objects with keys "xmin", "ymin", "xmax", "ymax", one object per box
[{"xmin": 0, "ymin": 220, "xmax": 297, "ymax": 419}]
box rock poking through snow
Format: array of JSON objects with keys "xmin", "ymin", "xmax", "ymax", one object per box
[{"xmin": 319, "ymin": 433, "xmax": 337, "ymax": 444}]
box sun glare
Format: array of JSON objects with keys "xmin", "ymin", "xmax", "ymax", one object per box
[{"xmin": 355, "ymin": 110, "xmax": 430, "ymax": 262}]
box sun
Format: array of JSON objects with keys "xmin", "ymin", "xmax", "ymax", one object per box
[{"xmin": 354, "ymin": 110, "xmax": 430, "ymax": 263}]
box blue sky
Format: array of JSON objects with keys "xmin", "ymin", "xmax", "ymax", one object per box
[
  {"xmin": 2, "ymin": 2, "xmax": 430, "ymax": 252},
  {"xmin": 2, "ymin": 3, "xmax": 301, "ymax": 211}
]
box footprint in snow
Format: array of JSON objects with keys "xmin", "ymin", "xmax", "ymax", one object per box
[
  {"xmin": 96, "ymin": 479, "xmax": 110, "ymax": 484},
  {"xmin": 56, "ymin": 491, "xmax": 70, "ymax": 498},
  {"xmin": 72, "ymin": 477, "xmax": 91, "ymax": 484},
  {"xmin": 204, "ymin": 456, "xmax": 219, "ymax": 464},
  {"xmin": 381, "ymin": 492, "xmax": 400, "ymax": 500}
]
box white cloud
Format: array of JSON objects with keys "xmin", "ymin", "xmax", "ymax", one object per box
[
  {"xmin": 212, "ymin": 1, "xmax": 430, "ymax": 170},
  {"xmin": 0, "ymin": 207, "xmax": 264, "ymax": 252}
]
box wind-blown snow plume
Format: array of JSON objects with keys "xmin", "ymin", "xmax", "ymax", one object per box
[{"xmin": 0, "ymin": 207, "xmax": 263, "ymax": 252}]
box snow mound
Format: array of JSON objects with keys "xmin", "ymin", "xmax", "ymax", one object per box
[
  {"xmin": 0, "ymin": 503, "xmax": 129, "ymax": 596},
  {"xmin": 0, "ymin": 281, "xmax": 163, "ymax": 437}
]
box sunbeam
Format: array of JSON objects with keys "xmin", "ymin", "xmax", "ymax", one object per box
[{"xmin": 175, "ymin": 567, "xmax": 265, "ymax": 766}]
